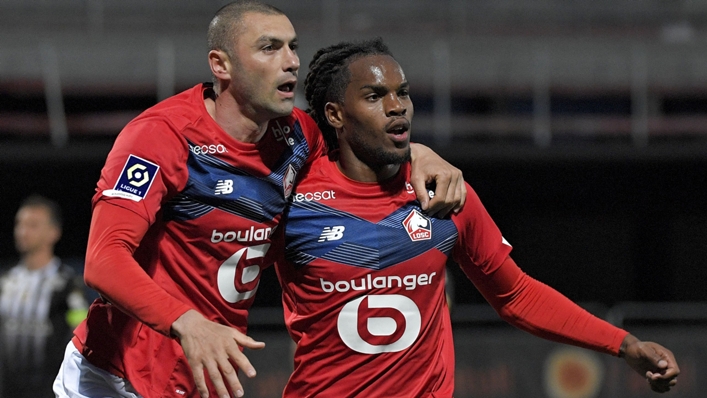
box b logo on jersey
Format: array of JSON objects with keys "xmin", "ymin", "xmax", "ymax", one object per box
[
  {"xmin": 104, "ymin": 155, "xmax": 159, "ymax": 202},
  {"xmin": 215, "ymin": 179, "xmax": 233, "ymax": 195},
  {"xmin": 318, "ymin": 226, "xmax": 345, "ymax": 242},
  {"xmin": 217, "ymin": 244, "xmax": 270, "ymax": 303},
  {"xmin": 337, "ymin": 294, "xmax": 421, "ymax": 354},
  {"xmin": 402, "ymin": 209, "xmax": 431, "ymax": 241}
]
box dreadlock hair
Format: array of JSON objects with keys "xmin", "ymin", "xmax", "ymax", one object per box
[{"xmin": 304, "ymin": 38, "xmax": 393, "ymax": 152}]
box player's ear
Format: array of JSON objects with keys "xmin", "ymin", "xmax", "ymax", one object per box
[
  {"xmin": 51, "ymin": 226, "xmax": 62, "ymax": 245},
  {"xmin": 325, "ymin": 102, "xmax": 344, "ymax": 129},
  {"xmin": 208, "ymin": 50, "xmax": 232, "ymax": 82}
]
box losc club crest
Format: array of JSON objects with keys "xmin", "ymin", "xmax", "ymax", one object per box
[
  {"xmin": 402, "ymin": 209, "xmax": 432, "ymax": 241},
  {"xmin": 283, "ymin": 164, "xmax": 297, "ymax": 199}
]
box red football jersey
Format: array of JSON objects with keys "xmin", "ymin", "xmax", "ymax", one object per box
[
  {"xmin": 276, "ymin": 158, "xmax": 512, "ymax": 397},
  {"xmin": 72, "ymin": 83, "xmax": 324, "ymax": 397},
  {"xmin": 277, "ymin": 156, "xmax": 628, "ymax": 397}
]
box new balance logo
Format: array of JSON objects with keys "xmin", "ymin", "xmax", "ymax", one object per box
[
  {"xmin": 318, "ymin": 226, "xmax": 345, "ymax": 242},
  {"xmin": 215, "ymin": 180, "xmax": 234, "ymax": 195}
]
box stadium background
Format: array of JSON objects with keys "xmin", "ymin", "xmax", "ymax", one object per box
[{"xmin": 1, "ymin": 1, "xmax": 705, "ymax": 396}]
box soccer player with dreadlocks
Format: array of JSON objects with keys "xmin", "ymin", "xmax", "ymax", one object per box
[{"xmin": 274, "ymin": 38, "xmax": 679, "ymax": 397}]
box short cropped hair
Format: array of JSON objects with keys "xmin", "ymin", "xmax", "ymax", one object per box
[
  {"xmin": 207, "ymin": 1, "xmax": 285, "ymax": 59},
  {"xmin": 19, "ymin": 195, "xmax": 63, "ymax": 229}
]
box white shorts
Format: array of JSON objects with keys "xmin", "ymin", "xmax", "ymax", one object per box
[{"xmin": 53, "ymin": 341, "xmax": 143, "ymax": 398}]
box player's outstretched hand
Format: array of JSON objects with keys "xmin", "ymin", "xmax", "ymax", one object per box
[
  {"xmin": 171, "ymin": 309, "xmax": 265, "ymax": 398},
  {"xmin": 620, "ymin": 334, "xmax": 679, "ymax": 393},
  {"xmin": 409, "ymin": 143, "xmax": 466, "ymax": 217}
]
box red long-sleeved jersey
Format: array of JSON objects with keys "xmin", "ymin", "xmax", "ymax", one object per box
[
  {"xmin": 276, "ymin": 157, "xmax": 628, "ymax": 397},
  {"xmin": 72, "ymin": 83, "xmax": 324, "ymax": 397}
]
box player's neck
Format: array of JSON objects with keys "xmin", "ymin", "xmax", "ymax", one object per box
[
  {"xmin": 336, "ymin": 151, "xmax": 400, "ymax": 183},
  {"xmin": 205, "ymin": 92, "xmax": 268, "ymax": 143},
  {"xmin": 21, "ymin": 249, "xmax": 54, "ymax": 271}
]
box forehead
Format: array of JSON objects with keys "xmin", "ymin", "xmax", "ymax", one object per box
[
  {"xmin": 346, "ymin": 54, "xmax": 405, "ymax": 86},
  {"xmin": 238, "ymin": 12, "xmax": 296, "ymax": 43},
  {"xmin": 16, "ymin": 206, "xmax": 51, "ymax": 222}
]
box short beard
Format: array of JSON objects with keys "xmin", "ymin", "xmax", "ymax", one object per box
[{"xmin": 358, "ymin": 143, "xmax": 411, "ymax": 173}]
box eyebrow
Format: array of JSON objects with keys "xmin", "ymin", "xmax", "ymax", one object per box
[
  {"xmin": 359, "ymin": 81, "xmax": 409, "ymax": 91},
  {"xmin": 255, "ymin": 35, "xmax": 298, "ymax": 46}
]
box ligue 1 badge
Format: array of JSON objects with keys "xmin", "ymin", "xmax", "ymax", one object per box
[
  {"xmin": 103, "ymin": 154, "xmax": 159, "ymax": 202},
  {"xmin": 402, "ymin": 209, "xmax": 432, "ymax": 241}
]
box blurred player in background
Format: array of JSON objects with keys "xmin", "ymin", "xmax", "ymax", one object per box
[
  {"xmin": 274, "ymin": 38, "xmax": 680, "ymax": 397},
  {"xmin": 52, "ymin": 2, "xmax": 465, "ymax": 398},
  {"xmin": 0, "ymin": 195, "xmax": 87, "ymax": 397}
]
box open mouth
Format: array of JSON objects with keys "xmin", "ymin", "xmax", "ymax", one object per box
[
  {"xmin": 387, "ymin": 119, "xmax": 410, "ymax": 135},
  {"xmin": 389, "ymin": 126, "xmax": 408, "ymax": 135},
  {"xmin": 278, "ymin": 82, "xmax": 296, "ymax": 93}
]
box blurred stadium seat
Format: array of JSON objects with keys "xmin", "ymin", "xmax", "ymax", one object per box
[{"xmin": 3, "ymin": 1, "xmax": 707, "ymax": 150}]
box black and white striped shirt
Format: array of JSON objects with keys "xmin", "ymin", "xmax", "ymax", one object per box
[{"xmin": 0, "ymin": 258, "xmax": 88, "ymax": 396}]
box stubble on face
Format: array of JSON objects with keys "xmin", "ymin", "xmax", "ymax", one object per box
[
  {"xmin": 227, "ymin": 12, "xmax": 299, "ymax": 123},
  {"xmin": 338, "ymin": 55, "xmax": 413, "ymax": 177},
  {"xmin": 347, "ymin": 123, "xmax": 411, "ymax": 170}
]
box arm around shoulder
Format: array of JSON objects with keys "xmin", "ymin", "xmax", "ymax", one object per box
[{"xmin": 409, "ymin": 143, "xmax": 466, "ymax": 217}]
